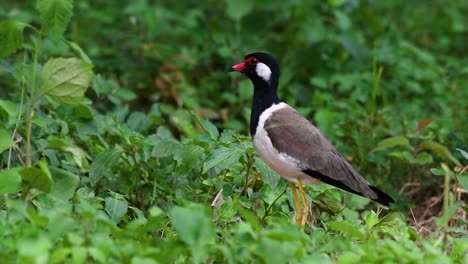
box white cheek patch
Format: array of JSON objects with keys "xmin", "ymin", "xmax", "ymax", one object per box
[{"xmin": 256, "ymin": 62, "xmax": 272, "ymax": 83}]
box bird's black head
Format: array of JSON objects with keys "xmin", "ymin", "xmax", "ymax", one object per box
[{"xmin": 229, "ymin": 52, "xmax": 280, "ymax": 89}]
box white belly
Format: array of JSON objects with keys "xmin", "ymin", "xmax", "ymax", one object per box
[{"xmin": 253, "ymin": 103, "xmax": 319, "ymax": 185}]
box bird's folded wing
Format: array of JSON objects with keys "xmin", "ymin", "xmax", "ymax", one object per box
[{"xmin": 264, "ymin": 105, "xmax": 377, "ymax": 199}]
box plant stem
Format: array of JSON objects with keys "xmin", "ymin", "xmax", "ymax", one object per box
[
  {"xmin": 443, "ymin": 169, "xmax": 450, "ymax": 227},
  {"xmin": 25, "ymin": 35, "xmax": 42, "ymax": 168}
]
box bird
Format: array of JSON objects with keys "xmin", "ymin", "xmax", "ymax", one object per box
[{"xmin": 229, "ymin": 52, "xmax": 394, "ymax": 227}]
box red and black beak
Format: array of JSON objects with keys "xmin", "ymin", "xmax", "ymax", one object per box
[{"xmin": 228, "ymin": 61, "xmax": 246, "ymax": 72}]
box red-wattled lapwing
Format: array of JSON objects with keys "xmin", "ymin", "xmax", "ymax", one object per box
[{"xmin": 229, "ymin": 52, "xmax": 394, "ymax": 227}]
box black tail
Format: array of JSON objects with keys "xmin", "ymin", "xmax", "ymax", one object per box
[
  {"xmin": 368, "ymin": 185, "xmax": 395, "ymax": 207},
  {"xmin": 302, "ymin": 169, "xmax": 395, "ymax": 207}
]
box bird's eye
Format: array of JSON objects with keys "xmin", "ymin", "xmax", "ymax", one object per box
[{"xmin": 250, "ymin": 57, "xmax": 258, "ymax": 64}]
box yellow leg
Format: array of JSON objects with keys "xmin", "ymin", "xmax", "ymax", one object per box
[
  {"xmin": 289, "ymin": 182, "xmax": 301, "ymax": 224},
  {"xmin": 297, "ymin": 179, "xmax": 309, "ymax": 227}
]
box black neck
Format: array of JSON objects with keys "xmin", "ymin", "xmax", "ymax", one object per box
[{"xmin": 250, "ymin": 78, "xmax": 280, "ymax": 135}]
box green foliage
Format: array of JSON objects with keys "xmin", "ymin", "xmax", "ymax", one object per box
[
  {"xmin": 0, "ymin": 20, "xmax": 28, "ymax": 58},
  {"xmin": 36, "ymin": 0, "xmax": 73, "ymax": 42},
  {"xmin": 40, "ymin": 57, "xmax": 93, "ymax": 105},
  {"xmin": 0, "ymin": 0, "xmax": 467, "ymax": 263}
]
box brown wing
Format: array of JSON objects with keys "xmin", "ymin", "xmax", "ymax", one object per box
[{"xmin": 264, "ymin": 105, "xmax": 394, "ymax": 206}]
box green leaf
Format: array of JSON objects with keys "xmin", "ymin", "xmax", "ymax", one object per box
[
  {"xmin": 226, "ymin": 0, "xmax": 253, "ymax": 21},
  {"xmin": 176, "ymin": 144, "xmax": 205, "ymax": 175},
  {"xmin": 89, "ymin": 148, "xmax": 123, "ymax": 186},
  {"xmin": 47, "ymin": 138, "xmax": 89, "ymax": 168},
  {"xmin": 131, "ymin": 257, "xmax": 158, "ymax": 264},
  {"xmin": 203, "ymin": 145, "xmax": 242, "ymax": 173},
  {"xmin": 194, "ymin": 114, "xmax": 219, "ymax": 140},
  {"xmin": 20, "ymin": 165, "xmax": 53, "ymax": 193},
  {"xmin": 37, "ymin": 0, "xmax": 73, "ymax": 42},
  {"xmin": 64, "ymin": 40, "xmax": 92, "ymax": 64},
  {"xmin": 0, "ymin": 167, "xmax": 22, "ymax": 194},
  {"xmin": 430, "ymin": 168, "xmax": 445, "ymax": 176},
  {"xmin": 0, "ymin": 99, "xmax": 19, "ymax": 118},
  {"xmin": 105, "ymin": 196, "xmax": 128, "ymax": 224},
  {"xmin": 115, "ymin": 88, "xmax": 137, "ymax": 101},
  {"xmin": 328, "ymin": 220, "xmax": 366, "ymax": 240},
  {"xmin": 457, "ymin": 174, "xmax": 468, "ymax": 191},
  {"xmin": 372, "ymin": 136, "xmax": 410, "ymax": 152},
  {"xmin": 0, "ymin": 128, "xmax": 14, "ymax": 154},
  {"xmin": 49, "ymin": 167, "xmax": 80, "ymax": 201},
  {"xmin": 420, "ymin": 141, "xmax": 461, "ymax": 166},
  {"xmin": 456, "ymin": 148, "xmax": 468, "ymax": 161},
  {"xmin": 415, "ymin": 152, "xmax": 433, "ymax": 165},
  {"xmin": 255, "ymin": 157, "xmax": 281, "ymax": 190},
  {"xmin": 149, "ymin": 136, "xmax": 181, "ymax": 158},
  {"xmin": 40, "ymin": 57, "xmax": 93, "ymax": 106},
  {"xmin": 338, "ymin": 252, "xmax": 361, "ymax": 264},
  {"xmin": 171, "ymin": 205, "xmax": 215, "ymax": 263},
  {"xmin": 0, "ymin": 20, "xmax": 27, "ymax": 58},
  {"xmin": 314, "ymin": 193, "xmax": 344, "ymax": 215}
]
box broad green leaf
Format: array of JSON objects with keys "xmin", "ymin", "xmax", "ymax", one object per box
[
  {"xmin": 0, "ymin": 167, "xmax": 22, "ymax": 194},
  {"xmin": 76, "ymin": 187, "xmax": 95, "ymax": 200},
  {"xmin": 226, "ymin": 0, "xmax": 253, "ymax": 21},
  {"xmin": 338, "ymin": 252, "xmax": 361, "ymax": 264},
  {"xmin": 91, "ymin": 75, "xmax": 114, "ymax": 96},
  {"xmin": 415, "ymin": 152, "xmax": 433, "ymax": 165},
  {"xmin": 170, "ymin": 109, "xmax": 198, "ymax": 138},
  {"xmin": 20, "ymin": 166, "xmax": 52, "ymax": 193},
  {"xmin": 131, "ymin": 257, "xmax": 158, "ymax": 264},
  {"xmin": 149, "ymin": 136, "xmax": 181, "ymax": 158},
  {"xmin": 194, "ymin": 114, "xmax": 219, "ymax": 140},
  {"xmin": 40, "ymin": 57, "xmax": 93, "ymax": 106},
  {"xmin": 71, "ymin": 246, "xmax": 87, "ymax": 263},
  {"xmin": 328, "ymin": 220, "xmax": 366, "ymax": 240},
  {"xmin": 176, "ymin": 144, "xmax": 205, "ymax": 175},
  {"xmin": 115, "ymin": 88, "xmax": 137, "ymax": 101},
  {"xmin": 314, "ymin": 193, "xmax": 344, "ymax": 215},
  {"xmin": 47, "ymin": 138, "xmax": 89, "ymax": 168},
  {"xmin": 0, "ymin": 129, "xmax": 14, "ymax": 154},
  {"xmin": 49, "ymin": 167, "xmax": 80, "ymax": 200},
  {"xmin": 0, "ymin": 99, "xmax": 18, "ymax": 118},
  {"xmin": 37, "ymin": 0, "xmax": 73, "ymax": 42},
  {"xmin": 203, "ymin": 145, "xmax": 242, "ymax": 173},
  {"xmin": 88, "ymin": 248, "xmax": 106, "ymax": 263},
  {"xmin": 17, "ymin": 236, "xmax": 52, "ymax": 258},
  {"xmin": 372, "ymin": 136, "xmax": 410, "ymax": 152},
  {"xmin": 363, "ymin": 211, "xmax": 379, "ymax": 229},
  {"xmin": 105, "ymin": 197, "xmax": 128, "ymax": 224},
  {"xmin": 171, "ymin": 205, "xmax": 215, "ymax": 245},
  {"xmin": 0, "ymin": 20, "xmax": 27, "ymax": 58},
  {"xmin": 89, "ymin": 148, "xmax": 123, "ymax": 186},
  {"xmin": 257, "ymin": 239, "xmax": 293, "ymax": 264},
  {"xmin": 50, "ymin": 248, "xmax": 71, "ymax": 263},
  {"xmin": 255, "ymin": 157, "xmax": 281, "ymax": 190},
  {"xmin": 420, "ymin": 141, "xmax": 461, "ymax": 166},
  {"xmin": 430, "ymin": 168, "xmax": 445, "ymax": 176},
  {"xmin": 171, "ymin": 205, "xmax": 215, "ymax": 263},
  {"xmin": 149, "ymin": 206, "xmax": 164, "ymax": 218}
]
